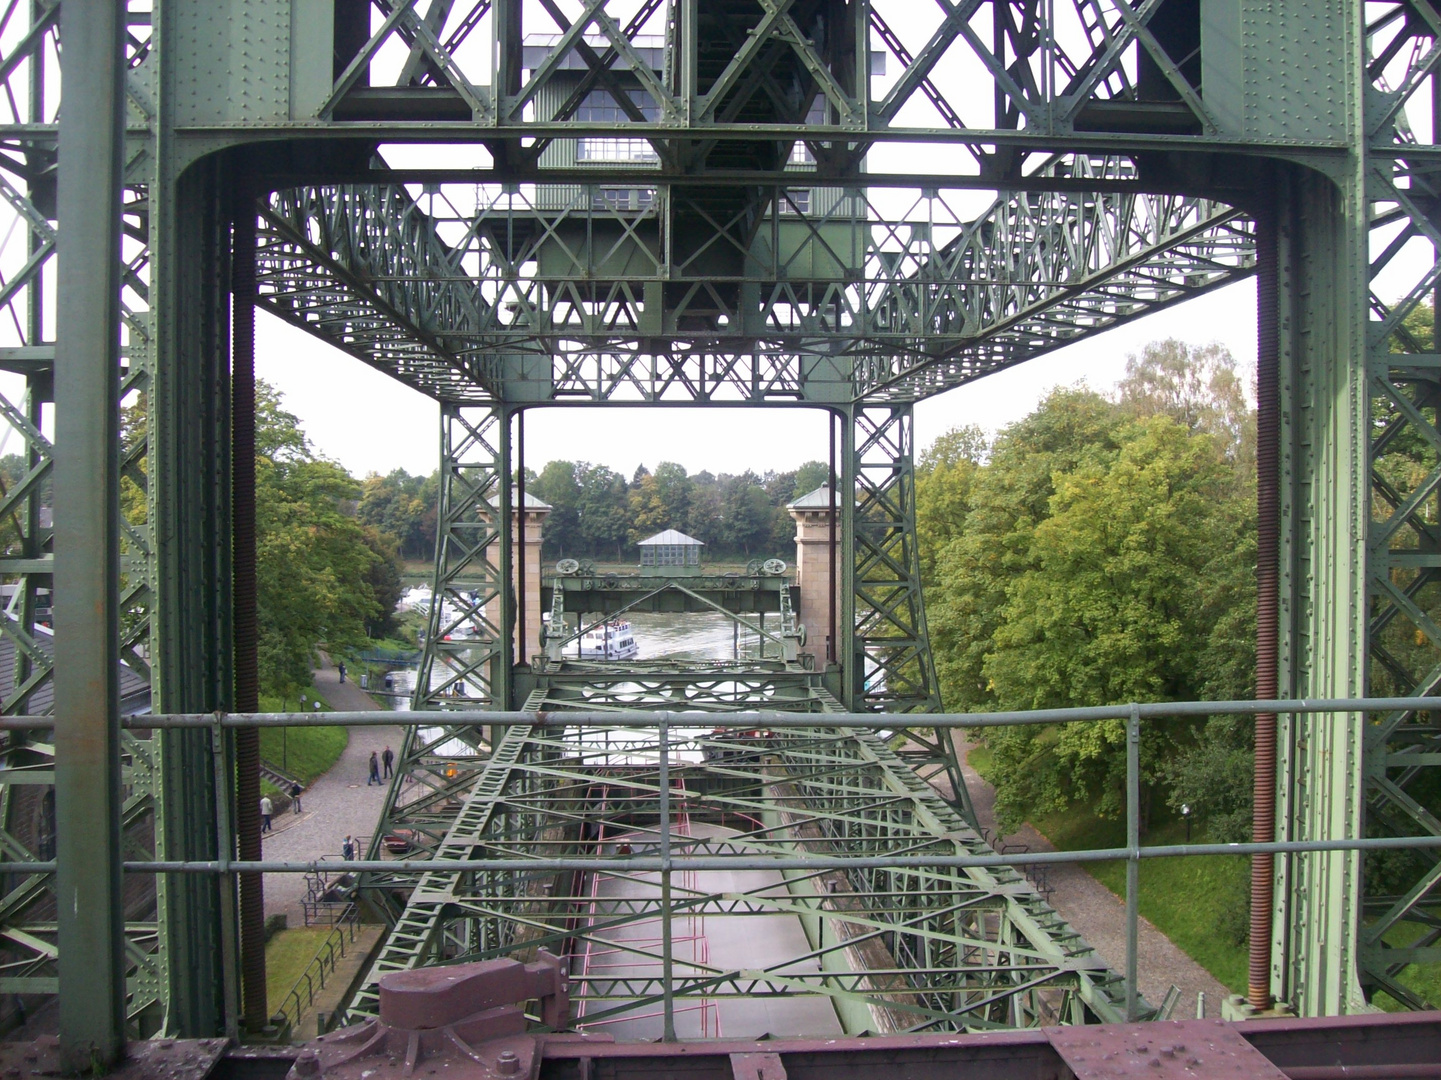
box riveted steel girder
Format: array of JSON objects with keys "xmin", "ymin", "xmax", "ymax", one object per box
[{"xmin": 346, "ymin": 720, "xmax": 1135, "ymax": 1033}]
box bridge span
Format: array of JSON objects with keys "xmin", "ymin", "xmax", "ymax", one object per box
[{"xmin": 352, "ymin": 712, "xmax": 1136, "ymax": 1034}]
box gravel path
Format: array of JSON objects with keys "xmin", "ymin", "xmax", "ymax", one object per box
[
  {"xmin": 954, "ymin": 735, "xmax": 1230, "ymax": 1019},
  {"xmin": 261, "ymin": 657, "xmax": 402, "ymax": 925}
]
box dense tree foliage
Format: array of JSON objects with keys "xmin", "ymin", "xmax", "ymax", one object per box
[
  {"xmin": 252, "ymin": 383, "xmax": 403, "ymax": 700},
  {"xmin": 525, "ymin": 459, "xmax": 831, "ymax": 561},
  {"xmin": 921, "ymin": 340, "xmax": 1258, "ymax": 835}
]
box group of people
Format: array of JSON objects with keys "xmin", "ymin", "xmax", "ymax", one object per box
[
  {"xmin": 258, "ymin": 780, "xmax": 305, "ymax": 834},
  {"xmin": 367, "ymin": 745, "xmax": 395, "ymax": 785}
]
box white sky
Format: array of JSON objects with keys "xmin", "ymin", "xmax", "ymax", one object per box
[{"xmin": 256, "ymin": 276, "xmax": 1259, "ymax": 479}]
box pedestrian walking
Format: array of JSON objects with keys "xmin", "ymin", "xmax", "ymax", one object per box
[
  {"xmin": 338, "ymin": 661, "xmax": 347, "ymax": 684},
  {"xmin": 260, "ymin": 795, "xmax": 273, "ymax": 834},
  {"xmin": 368, "ymin": 750, "xmax": 380, "ymax": 786},
  {"xmin": 382, "ymin": 745, "xmax": 394, "ymax": 778},
  {"xmin": 342, "ymin": 835, "xmax": 355, "ymax": 862},
  {"xmin": 290, "ymin": 781, "xmax": 303, "ymax": 814}
]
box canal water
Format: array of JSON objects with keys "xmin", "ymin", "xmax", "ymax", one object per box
[
  {"xmin": 384, "ymin": 611, "xmax": 773, "ymax": 708},
  {"xmin": 588, "ymin": 611, "xmax": 772, "ymax": 662}
]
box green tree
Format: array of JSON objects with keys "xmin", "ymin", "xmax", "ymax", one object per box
[
  {"xmin": 922, "ymin": 368, "xmax": 1259, "ymax": 835},
  {"xmin": 577, "ymin": 463, "xmax": 630, "ymax": 559},
  {"xmin": 791, "ymin": 460, "xmax": 830, "ymax": 498},
  {"xmin": 357, "ymin": 469, "xmax": 429, "ymax": 559},
  {"xmin": 360, "ymin": 527, "xmax": 405, "ymax": 638},
  {"xmin": 629, "ymin": 462, "xmax": 692, "ymax": 542},
  {"xmin": 980, "ymin": 417, "xmax": 1240, "ymax": 823},
  {"xmin": 916, "ymin": 425, "xmax": 984, "ymax": 583},
  {"xmin": 927, "ymin": 387, "xmax": 1131, "ymax": 714},
  {"xmin": 532, "ymin": 460, "xmax": 582, "ymax": 558},
  {"xmin": 253, "ymin": 383, "xmax": 381, "ymax": 700}
]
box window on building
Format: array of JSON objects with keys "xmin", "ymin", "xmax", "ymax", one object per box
[
  {"xmin": 640, "ymin": 543, "xmax": 700, "ymax": 566},
  {"xmin": 593, "ymin": 187, "xmax": 655, "ymax": 212},
  {"xmin": 578, "ymin": 89, "xmax": 660, "ymax": 163},
  {"xmin": 778, "ymin": 188, "xmax": 812, "ymax": 215}
]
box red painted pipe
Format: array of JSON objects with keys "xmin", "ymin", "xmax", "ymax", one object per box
[{"xmin": 231, "ymin": 197, "xmax": 268, "ymax": 1031}]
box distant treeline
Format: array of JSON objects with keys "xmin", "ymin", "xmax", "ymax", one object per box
[{"xmin": 355, "ymin": 459, "xmax": 832, "ymax": 564}]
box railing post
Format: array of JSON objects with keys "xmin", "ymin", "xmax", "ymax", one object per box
[
  {"xmin": 1125, "ymin": 703, "xmax": 1141, "ymax": 1022},
  {"xmin": 211, "ymin": 723, "xmax": 241, "ymax": 1040},
  {"xmin": 658, "ymin": 715, "xmax": 675, "ymax": 1041}
]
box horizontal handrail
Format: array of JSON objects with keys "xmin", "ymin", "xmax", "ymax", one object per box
[
  {"xmin": 275, "ymin": 906, "xmax": 358, "ymax": 1035},
  {"xmin": 2, "ymin": 694, "xmax": 1439, "ymax": 731},
  {"xmin": 0, "ymin": 832, "xmax": 1434, "ymax": 877}
]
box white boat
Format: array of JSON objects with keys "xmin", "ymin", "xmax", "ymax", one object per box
[{"xmin": 579, "ymin": 620, "xmax": 639, "ymax": 660}]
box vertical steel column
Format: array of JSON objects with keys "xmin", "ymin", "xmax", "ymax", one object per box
[
  {"xmin": 517, "ymin": 410, "xmax": 525, "ymax": 666},
  {"xmin": 839, "ymin": 406, "xmax": 858, "ymax": 706},
  {"xmin": 658, "ymin": 717, "xmax": 675, "ymax": 1041},
  {"xmin": 846, "ymin": 403, "xmax": 970, "ymax": 815},
  {"xmin": 231, "ymin": 197, "xmax": 268, "ymax": 1032},
  {"xmin": 153, "ymin": 156, "xmax": 235, "ymax": 1039},
  {"xmin": 53, "ymin": 2, "xmax": 125, "ymax": 1067},
  {"xmin": 497, "ymin": 409, "xmax": 513, "ymax": 706},
  {"xmin": 1271, "ymin": 162, "xmax": 1369, "ymax": 1016},
  {"xmin": 828, "ymin": 410, "xmax": 837, "ymax": 665}
]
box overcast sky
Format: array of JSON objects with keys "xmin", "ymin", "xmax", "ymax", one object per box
[{"xmin": 254, "ymin": 276, "xmax": 1260, "ymax": 480}]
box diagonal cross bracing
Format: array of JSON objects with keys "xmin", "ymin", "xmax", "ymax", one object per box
[
  {"xmin": 255, "ymin": 186, "xmax": 503, "ymax": 403},
  {"xmin": 347, "ymin": 719, "xmax": 1137, "ymax": 1033},
  {"xmin": 255, "ymin": 177, "xmax": 1252, "ymax": 407}
]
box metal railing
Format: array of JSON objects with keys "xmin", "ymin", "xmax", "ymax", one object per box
[
  {"xmin": 7, "ymin": 694, "xmax": 1441, "ymax": 1022},
  {"xmin": 273, "ymin": 904, "xmax": 359, "ymax": 1040}
]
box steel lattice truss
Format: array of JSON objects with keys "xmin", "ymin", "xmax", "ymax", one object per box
[
  {"xmin": 0, "ymin": 0, "xmax": 1436, "ymax": 1036},
  {"xmin": 0, "ymin": 7, "xmax": 165, "ymax": 1035},
  {"xmin": 349, "ymin": 721, "xmax": 1137, "ymax": 1033},
  {"xmin": 254, "ymin": 177, "xmax": 1251, "ymax": 407},
  {"xmin": 296, "ymin": 0, "xmax": 1282, "ymax": 152}
]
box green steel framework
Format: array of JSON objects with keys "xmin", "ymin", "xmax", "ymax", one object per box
[
  {"xmin": 346, "ymin": 718, "xmax": 1138, "ymax": 1034},
  {"xmin": 0, "ymin": 0, "xmax": 1433, "ymax": 1050}
]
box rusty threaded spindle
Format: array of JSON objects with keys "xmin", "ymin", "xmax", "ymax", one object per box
[{"xmin": 1250, "ymin": 195, "xmax": 1280, "ymax": 1013}]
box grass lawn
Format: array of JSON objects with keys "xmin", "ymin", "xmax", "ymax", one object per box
[
  {"xmin": 258, "ymin": 693, "xmax": 347, "ymax": 785},
  {"xmin": 266, "ymin": 927, "xmax": 334, "ymax": 1016},
  {"xmin": 969, "ymin": 744, "xmax": 1250, "ymax": 995}
]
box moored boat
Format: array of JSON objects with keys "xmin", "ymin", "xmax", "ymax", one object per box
[{"xmin": 579, "ymin": 619, "xmax": 639, "ymax": 660}]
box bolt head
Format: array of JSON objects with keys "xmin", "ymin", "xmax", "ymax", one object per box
[
  {"xmin": 496, "ymin": 1049, "xmax": 520, "ymax": 1076},
  {"xmin": 291, "ymin": 1050, "xmax": 323, "ymax": 1078}
]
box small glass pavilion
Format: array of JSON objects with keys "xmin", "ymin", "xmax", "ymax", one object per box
[{"xmin": 637, "ymin": 528, "xmax": 704, "ymax": 574}]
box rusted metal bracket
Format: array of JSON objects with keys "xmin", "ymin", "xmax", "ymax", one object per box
[{"xmin": 285, "ymin": 953, "xmax": 570, "ymax": 1079}]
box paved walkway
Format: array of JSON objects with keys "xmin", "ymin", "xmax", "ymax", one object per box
[
  {"xmin": 953, "ymin": 735, "xmax": 1230, "ymax": 1019},
  {"xmin": 262, "ymin": 656, "xmax": 402, "ymax": 925}
]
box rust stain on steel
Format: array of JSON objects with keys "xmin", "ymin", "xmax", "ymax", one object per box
[
  {"xmin": 730, "ymin": 1051, "xmax": 788, "ymax": 1080},
  {"xmin": 286, "ymin": 953, "xmax": 568, "ymax": 1079},
  {"xmin": 1047, "ymin": 1020, "xmax": 1289, "ymax": 1079}
]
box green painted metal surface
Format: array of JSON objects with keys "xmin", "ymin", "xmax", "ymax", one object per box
[{"xmin": 0, "ymin": 0, "xmax": 1433, "ymax": 1043}]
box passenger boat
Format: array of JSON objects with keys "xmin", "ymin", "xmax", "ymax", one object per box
[{"xmin": 579, "ymin": 619, "xmax": 639, "ymax": 660}]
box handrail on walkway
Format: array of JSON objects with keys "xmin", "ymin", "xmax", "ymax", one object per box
[
  {"xmin": 274, "ymin": 904, "xmax": 359, "ymax": 1040},
  {"xmin": 5, "ymin": 695, "xmax": 1439, "ymax": 1023}
]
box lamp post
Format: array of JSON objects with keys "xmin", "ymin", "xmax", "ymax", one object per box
[{"xmin": 1182, "ymin": 803, "xmax": 1192, "ymax": 843}]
